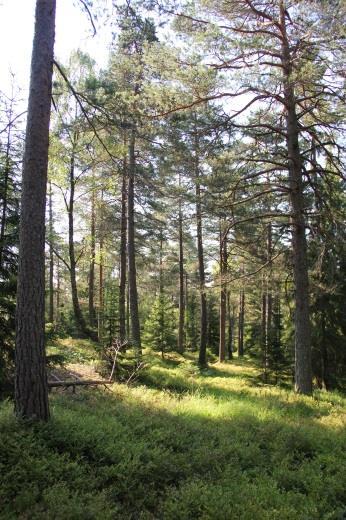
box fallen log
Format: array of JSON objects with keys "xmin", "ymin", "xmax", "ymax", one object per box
[{"xmin": 48, "ymin": 380, "xmax": 113, "ymax": 388}]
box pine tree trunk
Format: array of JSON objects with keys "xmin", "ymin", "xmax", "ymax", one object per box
[
  {"xmin": 219, "ymin": 220, "xmax": 227, "ymax": 362},
  {"xmin": 0, "ymin": 96, "xmax": 13, "ymax": 270},
  {"xmin": 56, "ymin": 257, "xmax": 60, "ymax": 324},
  {"xmin": 48, "ymin": 181, "xmax": 54, "ymax": 324},
  {"xmin": 261, "ymin": 277, "xmax": 268, "ymax": 381},
  {"xmin": 159, "ymin": 232, "xmax": 164, "ymax": 359},
  {"xmin": 238, "ymin": 288, "xmax": 245, "ymax": 357},
  {"xmin": 280, "ymin": 1, "xmax": 312, "ymax": 394},
  {"xmin": 177, "ymin": 173, "xmax": 185, "ymax": 354},
  {"xmin": 15, "ymin": 0, "xmax": 56, "ymax": 421},
  {"xmin": 88, "ymin": 185, "xmax": 97, "ymax": 329},
  {"xmin": 68, "ymin": 152, "xmax": 88, "ymax": 336},
  {"xmin": 127, "ymin": 129, "xmax": 141, "ymax": 355},
  {"xmin": 194, "ymin": 127, "xmax": 207, "ymax": 367},
  {"xmin": 99, "ymin": 235, "xmax": 104, "ymax": 336},
  {"xmin": 227, "ymin": 291, "xmax": 233, "ymax": 360},
  {"xmin": 119, "ymin": 138, "xmax": 127, "ymax": 343}
]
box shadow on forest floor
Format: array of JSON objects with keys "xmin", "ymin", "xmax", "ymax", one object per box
[{"xmin": 1, "ymin": 350, "xmax": 345, "ymax": 519}]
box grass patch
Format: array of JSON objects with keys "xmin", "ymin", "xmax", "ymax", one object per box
[
  {"xmin": 47, "ymin": 337, "xmax": 99, "ymax": 365},
  {"xmin": 1, "ymin": 351, "xmax": 345, "ymax": 519}
]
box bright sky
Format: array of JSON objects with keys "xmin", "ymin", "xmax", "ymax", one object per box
[{"xmin": 0, "ymin": 0, "xmax": 111, "ymax": 101}]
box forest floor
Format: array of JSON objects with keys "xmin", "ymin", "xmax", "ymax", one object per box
[{"xmin": 1, "ymin": 338, "xmax": 346, "ymax": 519}]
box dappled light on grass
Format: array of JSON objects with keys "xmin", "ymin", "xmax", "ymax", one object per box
[{"xmin": 1, "ymin": 351, "xmax": 346, "ymax": 519}]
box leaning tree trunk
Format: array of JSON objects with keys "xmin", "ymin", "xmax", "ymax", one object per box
[
  {"xmin": 15, "ymin": 0, "xmax": 56, "ymax": 421},
  {"xmin": 127, "ymin": 129, "xmax": 141, "ymax": 355},
  {"xmin": 280, "ymin": 1, "xmax": 312, "ymax": 394}
]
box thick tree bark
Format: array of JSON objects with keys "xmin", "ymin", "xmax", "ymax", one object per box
[
  {"xmin": 15, "ymin": 0, "xmax": 56, "ymax": 421},
  {"xmin": 127, "ymin": 129, "xmax": 141, "ymax": 355},
  {"xmin": 280, "ymin": 1, "xmax": 312, "ymax": 394},
  {"xmin": 48, "ymin": 181, "xmax": 54, "ymax": 324},
  {"xmin": 177, "ymin": 172, "xmax": 185, "ymax": 354},
  {"xmin": 119, "ymin": 137, "xmax": 127, "ymax": 343},
  {"xmin": 88, "ymin": 185, "xmax": 97, "ymax": 329}
]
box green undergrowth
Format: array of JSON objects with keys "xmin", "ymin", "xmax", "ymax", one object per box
[
  {"xmin": 47, "ymin": 337, "xmax": 99, "ymax": 365},
  {"xmin": 1, "ymin": 349, "xmax": 346, "ymax": 519}
]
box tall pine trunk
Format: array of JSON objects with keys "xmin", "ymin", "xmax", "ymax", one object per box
[
  {"xmin": 88, "ymin": 185, "xmax": 97, "ymax": 329},
  {"xmin": 127, "ymin": 129, "xmax": 141, "ymax": 355},
  {"xmin": 68, "ymin": 152, "xmax": 88, "ymax": 337},
  {"xmin": 261, "ymin": 276, "xmax": 268, "ymax": 381},
  {"xmin": 280, "ymin": 1, "xmax": 312, "ymax": 394},
  {"xmin": 48, "ymin": 181, "xmax": 54, "ymax": 324},
  {"xmin": 227, "ymin": 291, "xmax": 233, "ymax": 360},
  {"xmin": 238, "ymin": 288, "xmax": 245, "ymax": 357},
  {"xmin": 219, "ymin": 220, "xmax": 227, "ymax": 362},
  {"xmin": 0, "ymin": 95, "xmax": 14, "ymax": 270},
  {"xmin": 98, "ymin": 214, "xmax": 104, "ymax": 339},
  {"xmin": 119, "ymin": 136, "xmax": 127, "ymax": 343},
  {"xmin": 194, "ymin": 126, "xmax": 207, "ymax": 367},
  {"xmin": 177, "ymin": 172, "xmax": 185, "ymax": 354},
  {"xmin": 15, "ymin": 0, "xmax": 56, "ymax": 421}
]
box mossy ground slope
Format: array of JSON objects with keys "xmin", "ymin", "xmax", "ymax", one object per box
[{"xmin": 1, "ymin": 340, "xmax": 346, "ymax": 519}]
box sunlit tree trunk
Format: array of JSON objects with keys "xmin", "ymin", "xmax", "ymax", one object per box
[
  {"xmin": 280, "ymin": 1, "xmax": 312, "ymax": 394},
  {"xmin": 15, "ymin": 0, "xmax": 56, "ymax": 421},
  {"xmin": 227, "ymin": 291, "xmax": 233, "ymax": 360},
  {"xmin": 127, "ymin": 129, "xmax": 141, "ymax": 355},
  {"xmin": 119, "ymin": 135, "xmax": 127, "ymax": 343},
  {"xmin": 0, "ymin": 94, "xmax": 14, "ymax": 270},
  {"xmin": 48, "ymin": 181, "xmax": 54, "ymax": 324},
  {"xmin": 177, "ymin": 171, "xmax": 185, "ymax": 354},
  {"xmin": 88, "ymin": 183, "xmax": 97, "ymax": 329},
  {"xmin": 194, "ymin": 125, "xmax": 207, "ymax": 367},
  {"xmin": 238, "ymin": 287, "xmax": 245, "ymax": 357}
]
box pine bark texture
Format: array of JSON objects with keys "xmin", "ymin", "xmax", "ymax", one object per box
[
  {"xmin": 238, "ymin": 289, "xmax": 245, "ymax": 357},
  {"xmin": 48, "ymin": 182, "xmax": 54, "ymax": 324},
  {"xmin": 119, "ymin": 140, "xmax": 127, "ymax": 342},
  {"xmin": 127, "ymin": 130, "xmax": 141, "ymax": 354},
  {"xmin": 177, "ymin": 175, "xmax": 185, "ymax": 354},
  {"xmin": 195, "ymin": 133, "xmax": 207, "ymax": 367},
  {"xmin": 219, "ymin": 221, "xmax": 227, "ymax": 362},
  {"xmin": 0, "ymin": 97, "xmax": 13, "ymax": 270},
  {"xmin": 68, "ymin": 153, "xmax": 88, "ymax": 337},
  {"xmin": 88, "ymin": 186, "xmax": 97, "ymax": 328},
  {"xmin": 15, "ymin": 0, "xmax": 56, "ymax": 421},
  {"xmin": 280, "ymin": 1, "xmax": 312, "ymax": 394}
]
